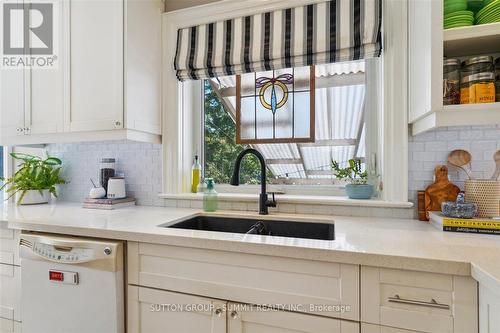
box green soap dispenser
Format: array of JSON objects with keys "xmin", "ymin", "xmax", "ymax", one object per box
[{"xmin": 203, "ymin": 178, "xmax": 218, "ymax": 212}]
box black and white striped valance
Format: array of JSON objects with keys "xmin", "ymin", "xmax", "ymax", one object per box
[{"xmin": 174, "ymin": 0, "xmax": 382, "ymax": 81}]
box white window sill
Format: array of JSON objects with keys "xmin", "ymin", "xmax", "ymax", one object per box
[{"xmin": 158, "ymin": 193, "xmax": 414, "ymax": 209}]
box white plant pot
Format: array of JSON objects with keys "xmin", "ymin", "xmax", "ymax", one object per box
[{"xmin": 16, "ymin": 189, "xmax": 51, "ymax": 205}]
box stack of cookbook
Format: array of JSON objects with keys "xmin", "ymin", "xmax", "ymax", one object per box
[
  {"xmin": 429, "ymin": 212, "xmax": 500, "ymax": 235},
  {"xmin": 82, "ymin": 197, "xmax": 136, "ymax": 210}
]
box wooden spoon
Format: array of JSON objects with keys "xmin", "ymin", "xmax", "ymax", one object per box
[
  {"xmin": 448, "ymin": 149, "xmax": 474, "ymax": 179},
  {"xmin": 491, "ymin": 150, "xmax": 500, "ymax": 181}
]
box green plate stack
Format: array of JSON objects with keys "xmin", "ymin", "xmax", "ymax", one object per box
[
  {"xmin": 476, "ymin": 0, "xmax": 500, "ymax": 24},
  {"xmin": 444, "ymin": 0, "xmax": 474, "ymax": 28}
]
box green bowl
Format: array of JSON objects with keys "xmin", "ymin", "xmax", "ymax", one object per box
[
  {"xmin": 445, "ymin": 10, "xmax": 475, "ymax": 18},
  {"xmin": 476, "ymin": 5, "xmax": 500, "ymax": 22},
  {"xmin": 444, "ymin": 1, "xmax": 468, "ymax": 15},
  {"xmin": 476, "ymin": 0, "xmax": 500, "ymax": 19},
  {"xmin": 445, "ymin": 22, "xmax": 474, "ymax": 28}
]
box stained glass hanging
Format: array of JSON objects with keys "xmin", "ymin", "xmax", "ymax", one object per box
[{"xmin": 236, "ymin": 66, "xmax": 315, "ymax": 144}]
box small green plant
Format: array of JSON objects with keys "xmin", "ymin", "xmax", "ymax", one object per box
[
  {"xmin": 332, "ymin": 158, "xmax": 368, "ymax": 185},
  {"xmin": 0, "ymin": 153, "xmax": 67, "ymax": 204}
]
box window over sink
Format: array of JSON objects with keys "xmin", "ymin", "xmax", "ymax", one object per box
[{"xmin": 200, "ymin": 60, "xmax": 381, "ymax": 196}]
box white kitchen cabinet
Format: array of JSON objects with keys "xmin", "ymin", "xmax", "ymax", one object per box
[
  {"xmin": 127, "ymin": 242, "xmax": 360, "ymax": 321},
  {"xmin": 0, "ymin": 318, "xmax": 21, "ymax": 333},
  {"xmin": 362, "ymin": 323, "xmax": 425, "ymax": 333},
  {"xmin": 479, "ymin": 283, "xmax": 500, "ymax": 333},
  {"xmin": 408, "ymin": 0, "xmax": 500, "ymax": 134},
  {"xmin": 227, "ymin": 302, "xmax": 359, "ymax": 333},
  {"xmin": 0, "ymin": 225, "xmax": 20, "ymax": 266},
  {"xmin": 27, "ymin": 0, "xmax": 65, "ymax": 136},
  {"xmin": 361, "ymin": 266, "xmax": 478, "ymax": 333},
  {"xmin": 68, "ymin": 0, "xmax": 123, "ymax": 132},
  {"xmin": 0, "ymin": 0, "xmax": 162, "ymax": 145},
  {"xmin": 128, "ymin": 286, "xmax": 226, "ymax": 333},
  {"xmin": 0, "ymin": 264, "xmax": 21, "ymax": 324},
  {"xmin": 0, "ymin": 70, "xmax": 25, "ymax": 138}
]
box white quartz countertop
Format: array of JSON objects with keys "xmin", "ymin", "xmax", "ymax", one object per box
[{"xmin": 3, "ymin": 202, "xmax": 500, "ymax": 295}]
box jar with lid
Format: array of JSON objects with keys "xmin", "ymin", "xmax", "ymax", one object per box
[
  {"xmin": 443, "ymin": 59, "xmax": 461, "ymax": 105},
  {"xmin": 462, "ymin": 56, "xmax": 494, "ymax": 77},
  {"xmin": 460, "ymin": 72, "xmax": 496, "ymax": 104},
  {"xmin": 495, "ymin": 57, "xmax": 500, "ymax": 102},
  {"xmin": 99, "ymin": 158, "xmax": 116, "ymax": 192}
]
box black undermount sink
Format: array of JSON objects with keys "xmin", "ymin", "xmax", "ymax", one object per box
[{"xmin": 165, "ymin": 216, "xmax": 335, "ymax": 241}]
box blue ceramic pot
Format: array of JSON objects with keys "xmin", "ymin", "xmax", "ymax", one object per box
[{"xmin": 345, "ymin": 184, "xmax": 374, "ymax": 200}]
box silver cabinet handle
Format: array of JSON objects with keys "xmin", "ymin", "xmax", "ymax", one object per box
[
  {"xmin": 214, "ymin": 308, "xmax": 223, "ymax": 317},
  {"xmin": 230, "ymin": 311, "xmax": 238, "ymax": 319},
  {"xmin": 388, "ymin": 294, "xmax": 450, "ymax": 310}
]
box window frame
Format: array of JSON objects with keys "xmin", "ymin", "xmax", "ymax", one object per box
[{"xmin": 162, "ymin": 0, "xmax": 408, "ymax": 203}]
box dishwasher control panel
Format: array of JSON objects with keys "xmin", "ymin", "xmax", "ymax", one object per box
[{"xmin": 33, "ymin": 242, "xmax": 95, "ymax": 263}]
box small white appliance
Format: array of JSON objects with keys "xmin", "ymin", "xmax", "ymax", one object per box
[
  {"xmin": 107, "ymin": 177, "xmax": 126, "ymax": 199},
  {"xmin": 20, "ymin": 233, "xmax": 124, "ymax": 333}
]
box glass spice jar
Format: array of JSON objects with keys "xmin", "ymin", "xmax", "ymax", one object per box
[
  {"xmin": 99, "ymin": 158, "xmax": 116, "ymax": 192},
  {"xmin": 495, "ymin": 57, "xmax": 500, "ymax": 102},
  {"xmin": 461, "ymin": 56, "xmax": 494, "ymax": 77},
  {"xmin": 443, "ymin": 59, "xmax": 461, "ymax": 105},
  {"xmin": 460, "ymin": 72, "xmax": 496, "ymax": 104}
]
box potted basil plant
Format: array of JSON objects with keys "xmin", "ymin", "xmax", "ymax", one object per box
[
  {"xmin": 0, "ymin": 153, "xmax": 67, "ymax": 205},
  {"xmin": 332, "ymin": 158, "xmax": 374, "ymax": 199}
]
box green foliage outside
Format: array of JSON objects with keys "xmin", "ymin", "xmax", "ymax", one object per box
[
  {"xmin": 204, "ymin": 80, "xmax": 267, "ymax": 185},
  {"xmin": 0, "ymin": 153, "xmax": 67, "ymax": 204}
]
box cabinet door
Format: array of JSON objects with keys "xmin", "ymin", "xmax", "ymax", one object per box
[
  {"xmin": 0, "ymin": 225, "xmax": 20, "ymax": 266},
  {"xmin": 128, "ymin": 286, "xmax": 226, "ymax": 333},
  {"xmin": 362, "ymin": 323, "xmax": 426, "ymax": 333},
  {"xmin": 227, "ymin": 302, "xmax": 359, "ymax": 333},
  {"xmin": 479, "ymin": 284, "xmax": 500, "ymax": 333},
  {"xmin": 0, "ymin": 264, "xmax": 21, "ymax": 323},
  {"xmin": 67, "ymin": 0, "xmax": 123, "ymax": 132},
  {"xmin": 0, "ymin": 318, "xmax": 22, "ymax": 333},
  {"xmin": 27, "ymin": 0, "xmax": 64, "ymax": 135},
  {"xmin": 0, "ymin": 69, "xmax": 25, "ymax": 139}
]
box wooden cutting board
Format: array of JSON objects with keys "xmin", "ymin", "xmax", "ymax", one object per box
[{"xmin": 422, "ymin": 165, "xmax": 460, "ymax": 221}]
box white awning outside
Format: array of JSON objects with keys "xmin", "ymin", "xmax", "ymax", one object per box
[{"xmin": 210, "ymin": 61, "xmax": 366, "ymax": 184}]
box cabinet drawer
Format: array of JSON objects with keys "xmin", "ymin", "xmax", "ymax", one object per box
[
  {"xmin": 0, "ymin": 318, "xmax": 21, "ymax": 333},
  {"xmin": 0, "ymin": 265, "xmax": 21, "ymax": 323},
  {"xmin": 128, "ymin": 285, "xmax": 226, "ymax": 333},
  {"xmin": 362, "ymin": 323, "xmax": 425, "ymax": 333},
  {"xmin": 0, "ymin": 225, "xmax": 20, "ymax": 266},
  {"xmin": 361, "ymin": 266, "xmax": 477, "ymax": 333},
  {"xmin": 128, "ymin": 242, "xmax": 359, "ymax": 321},
  {"xmin": 228, "ymin": 301, "xmax": 360, "ymax": 333}
]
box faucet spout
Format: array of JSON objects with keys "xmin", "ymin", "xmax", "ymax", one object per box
[{"xmin": 230, "ymin": 148, "xmax": 276, "ymax": 215}]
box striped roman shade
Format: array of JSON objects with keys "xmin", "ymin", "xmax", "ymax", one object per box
[{"xmin": 174, "ymin": 0, "xmax": 382, "ymax": 81}]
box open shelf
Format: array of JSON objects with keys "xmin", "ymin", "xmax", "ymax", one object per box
[
  {"xmin": 444, "ymin": 22, "xmax": 500, "ymax": 57},
  {"xmin": 412, "ymin": 102, "xmax": 500, "ymax": 135}
]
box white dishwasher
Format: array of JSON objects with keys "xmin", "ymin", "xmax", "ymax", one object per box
[{"xmin": 19, "ymin": 233, "xmax": 124, "ymax": 333}]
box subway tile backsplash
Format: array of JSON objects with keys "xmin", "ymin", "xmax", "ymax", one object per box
[
  {"xmin": 47, "ymin": 141, "xmax": 164, "ymax": 206},
  {"xmin": 47, "ymin": 125, "xmax": 499, "ymax": 219},
  {"xmin": 408, "ymin": 125, "xmax": 500, "ymax": 209}
]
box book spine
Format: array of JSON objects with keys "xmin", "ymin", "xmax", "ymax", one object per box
[
  {"xmin": 443, "ymin": 220, "xmax": 500, "ymax": 230},
  {"xmin": 443, "ymin": 226, "xmax": 500, "ymax": 235}
]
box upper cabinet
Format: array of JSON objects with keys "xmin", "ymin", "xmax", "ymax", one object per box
[
  {"xmin": 408, "ymin": 0, "xmax": 500, "ymax": 135},
  {"xmin": 0, "ymin": 0, "xmax": 163, "ymax": 145}
]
